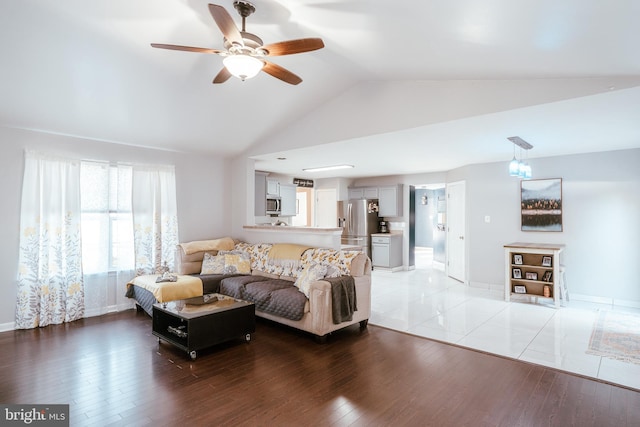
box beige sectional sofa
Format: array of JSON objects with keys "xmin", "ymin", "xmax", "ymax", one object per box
[{"xmin": 175, "ymin": 240, "xmax": 371, "ymax": 341}]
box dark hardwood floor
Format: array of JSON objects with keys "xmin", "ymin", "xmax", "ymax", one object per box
[{"xmin": 1, "ymin": 309, "xmax": 639, "ymax": 426}]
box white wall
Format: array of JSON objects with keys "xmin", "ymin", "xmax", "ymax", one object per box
[
  {"xmin": 6, "ymin": 128, "xmax": 638, "ymax": 329},
  {"xmin": 354, "ymin": 149, "xmax": 640, "ymax": 307},
  {"xmin": 0, "ymin": 127, "xmax": 232, "ymax": 326}
]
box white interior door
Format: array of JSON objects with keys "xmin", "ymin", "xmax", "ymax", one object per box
[
  {"xmin": 315, "ymin": 188, "xmax": 337, "ymax": 228},
  {"xmin": 446, "ymin": 181, "xmax": 466, "ymax": 283}
]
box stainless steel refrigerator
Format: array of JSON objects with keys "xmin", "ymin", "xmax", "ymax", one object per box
[{"xmin": 337, "ymin": 199, "xmax": 379, "ymax": 259}]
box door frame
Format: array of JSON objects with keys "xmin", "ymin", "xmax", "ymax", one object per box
[{"xmin": 446, "ymin": 180, "xmax": 467, "ymax": 283}]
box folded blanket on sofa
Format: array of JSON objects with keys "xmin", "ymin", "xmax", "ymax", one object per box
[
  {"xmin": 179, "ymin": 237, "xmax": 235, "ymax": 255},
  {"xmin": 267, "ymin": 243, "xmax": 312, "ymax": 268},
  {"xmin": 126, "ymin": 274, "xmax": 203, "ymax": 303},
  {"xmin": 326, "ymin": 275, "xmax": 357, "ymax": 324}
]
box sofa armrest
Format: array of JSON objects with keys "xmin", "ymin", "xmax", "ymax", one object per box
[
  {"xmin": 305, "ymin": 275, "xmax": 371, "ymax": 329},
  {"xmin": 348, "ymin": 253, "xmax": 371, "ymax": 277},
  {"xmin": 306, "ymin": 280, "xmax": 333, "ymax": 333}
]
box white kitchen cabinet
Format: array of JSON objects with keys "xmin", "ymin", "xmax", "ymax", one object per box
[
  {"xmin": 267, "ymin": 179, "xmax": 280, "ymax": 196},
  {"xmin": 255, "ymin": 172, "xmax": 268, "ymax": 216},
  {"xmin": 348, "ymin": 186, "xmax": 379, "ymax": 200},
  {"xmin": 348, "ymin": 187, "xmax": 364, "ymax": 199},
  {"xmin": 371, "ymin": 234, "xmax": 402, "ymax": 270},
  {"xmin": 378, "ymin": 185, "xmax": 403, "ymax": 217},
  {"xmin": 279, "ymin": 184, "xmax": 297, "ymax": 216},
  {"xmin": 363, "ymin": 187, "xmax": 379, "ymax": 199}
]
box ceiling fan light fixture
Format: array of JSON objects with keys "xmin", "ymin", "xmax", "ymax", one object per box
[{"xmin": 223, "ymin": 54, "xmax": 264, "ymax": 80}]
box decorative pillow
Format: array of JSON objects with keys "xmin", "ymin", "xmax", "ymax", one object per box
[
  {"xmin": 300, "ymin": 248, "xmax": 360, "ymax": 275},
  {"xmin": 244, "ymin": 243, "xmax": 273, "ymax": 271},
  {"xmin": 294, "ymin": 262, "xmax": 328, "ymax": 297},
  {"xmin": 200, "ymin": 252, "xmax": 225, "ymax": 274},
  {"xmin": 222, "ymin": 251, "xmax": 251, "ymax": 275}
]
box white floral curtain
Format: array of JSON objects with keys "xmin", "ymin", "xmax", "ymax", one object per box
[
  {"xmin": 132, "ymin": 164, "xmax": 179, "ymax": 275},
  {"xmin": 16, "ymin": 151, "xmax": 85, "ymax": 329}
]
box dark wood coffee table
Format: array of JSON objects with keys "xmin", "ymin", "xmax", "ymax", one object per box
[{"xmin": 152, "ymin": 293, "xmax": 255, "ymax": 360}]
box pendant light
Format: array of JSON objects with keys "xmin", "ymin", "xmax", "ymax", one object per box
[
  {"xmin": 508, "ymin": 143, "xmax": 520, "ymax": 176},
  {"xmin": 507, "ymin": 136, "xmax": 533, "ymax": 179}
]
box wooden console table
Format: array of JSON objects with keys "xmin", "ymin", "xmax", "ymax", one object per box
[{"xmin": 504, "ymin": 242, "xmax": 565, "ymax": 307}]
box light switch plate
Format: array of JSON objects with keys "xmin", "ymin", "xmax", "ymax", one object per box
[{"xmin": 484, "ymin": 215, "xmax": 491, "ymax": 223}]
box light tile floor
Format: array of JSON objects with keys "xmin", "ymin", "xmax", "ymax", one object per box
[{"xmin": 369, "ymin": 249, "xmax": 640, "ymax": 391}]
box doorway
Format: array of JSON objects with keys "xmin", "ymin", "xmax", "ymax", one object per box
[
  {"xmin": 412, "ymin": 184, "xmax": 446, "ymax": 270},
  {"xmin": 292, "ymin": 188, "xmax": 313, "ymax": 226}
]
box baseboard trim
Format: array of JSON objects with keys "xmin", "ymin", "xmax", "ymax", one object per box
[
  {"xmin": 482, "ymin": 285, "xmax": 640, "ymax": 310},
  {"xmin": 0, "ymin": 322, "xmax": 16, "ymax": 333},
  {"xmin": 0, "ymin": 303, "xmax": 135, "ymax": 332},
  {"xmin": 469, "ymin": 281, "xmax": 504, "ymax": 293},
  {"xmin": 569, "ymin": 293, "xmax": 640, "ymax": 310}
]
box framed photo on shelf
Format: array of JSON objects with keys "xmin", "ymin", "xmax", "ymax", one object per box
[
  {"xmin": 542, "ymin": 271, "xmax": 553, "ymax": 282},
  {"xmin": 514, "ymin": 285, "xmax": 527, "ymax": 294},
  {"xmin": 512, "ymin": 268, "xmax": 522, "ymax": 279},
  {"xmin": 525, "ymin": 271, "xmax": 538, "ymax": 280},
  {"xmin": 513, "ymin": 254, "xmax": 523, "ymax": 265},
  {"xmin": 542, "ymin": 256, "xmax": 552, "ymax": 267}
]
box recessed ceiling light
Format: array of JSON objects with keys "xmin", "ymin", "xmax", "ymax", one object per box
[{"xmin": 302, "ymin": 164, "xmax": 354, "ymax": 173}]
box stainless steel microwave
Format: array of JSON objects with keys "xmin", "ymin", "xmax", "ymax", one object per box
[{"xmin": 266, "ymin": 197, "xmax": 281, "ymax": 215}]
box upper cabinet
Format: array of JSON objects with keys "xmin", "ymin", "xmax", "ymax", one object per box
[
  {"xmin": 255, "ymin": 172, "xmax": 268, "ymax": 216},
  {"xmin": 378, "ymin": 185, "xmax": 403, "ymax": 217},
  {"xmin": 347, "ymin": 184, "xmax": 403, "ymax": 217},
  {"xmin": 348, "ymin": 187, "xmax": 364, "ymax": 200},
  {"xmin": 364, "ymin": 187, "xmax": 379, "ymax": 199},
  {"xmin": 266, "ymin": 179, "xmax": 280, "ymax": 196},
  {"xmin": 348, "ymin": 186, "xmax": 379, "ymax": 200},
  {"xmin": 279, "ymin": 184, "xmax": 297, "ymax": 217}
]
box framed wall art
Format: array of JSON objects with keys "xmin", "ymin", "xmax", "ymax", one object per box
[{"xmin": 521, "ymin": 178, "xmax": 563, "ymax": 232}]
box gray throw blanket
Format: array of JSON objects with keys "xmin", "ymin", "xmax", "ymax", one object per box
[{"xmin": 325, "ymin": 276, "xmax": 357, "ymax": 324}]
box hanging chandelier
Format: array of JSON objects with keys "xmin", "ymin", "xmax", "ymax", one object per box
[{"xmin": 507, "ymin": 136, "xmax": 533, "ymax": 179}]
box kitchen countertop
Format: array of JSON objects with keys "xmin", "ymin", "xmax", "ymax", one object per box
[
  {"xmin": 340, "ymin": 244, "xmax": 363, "ymax": 251},
  {"xmin": 243, "ymin": 225, "xmax": 342, "ymax": 233},
  {"xmin": 371, "ymin": 232, "xmax": 403, "ymax": 237}
]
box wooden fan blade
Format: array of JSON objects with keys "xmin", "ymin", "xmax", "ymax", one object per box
[
  {"xmin": 261, "ymin": 38, "xmax": 324, "ymax": 56},
  {"xmin": 262, "ymin": 61, "xmax": 302, "ymax": 85},
  {"xmin": 208, "ymin": 4, "xmax": 243, "ymax": 46},
  {"xmin": 213, "ymin": 67, "xmax": 232, "ymax": 84},
  {"xmin": 151, "ymin": 43, "xmax": 222, "ymax": 54}
]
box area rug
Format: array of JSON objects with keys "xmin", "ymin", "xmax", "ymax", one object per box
[{"xmin": 587, "ymin": 310, "xmax": 640, "ymax": 365}]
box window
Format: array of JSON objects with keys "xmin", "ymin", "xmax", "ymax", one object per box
[{"xmin": 80, "ymin": 162, "xmax": 134, "ymax": 274}]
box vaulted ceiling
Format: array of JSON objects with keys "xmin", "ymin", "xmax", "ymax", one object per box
[{"xmin": 1, "ymin": 0, "xmax": 639, "ymax": 178}]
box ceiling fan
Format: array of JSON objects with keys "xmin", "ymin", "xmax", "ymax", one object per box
[{"xmin": 151, "ymin": 1, "xmax": 324, "ymax": 85}]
